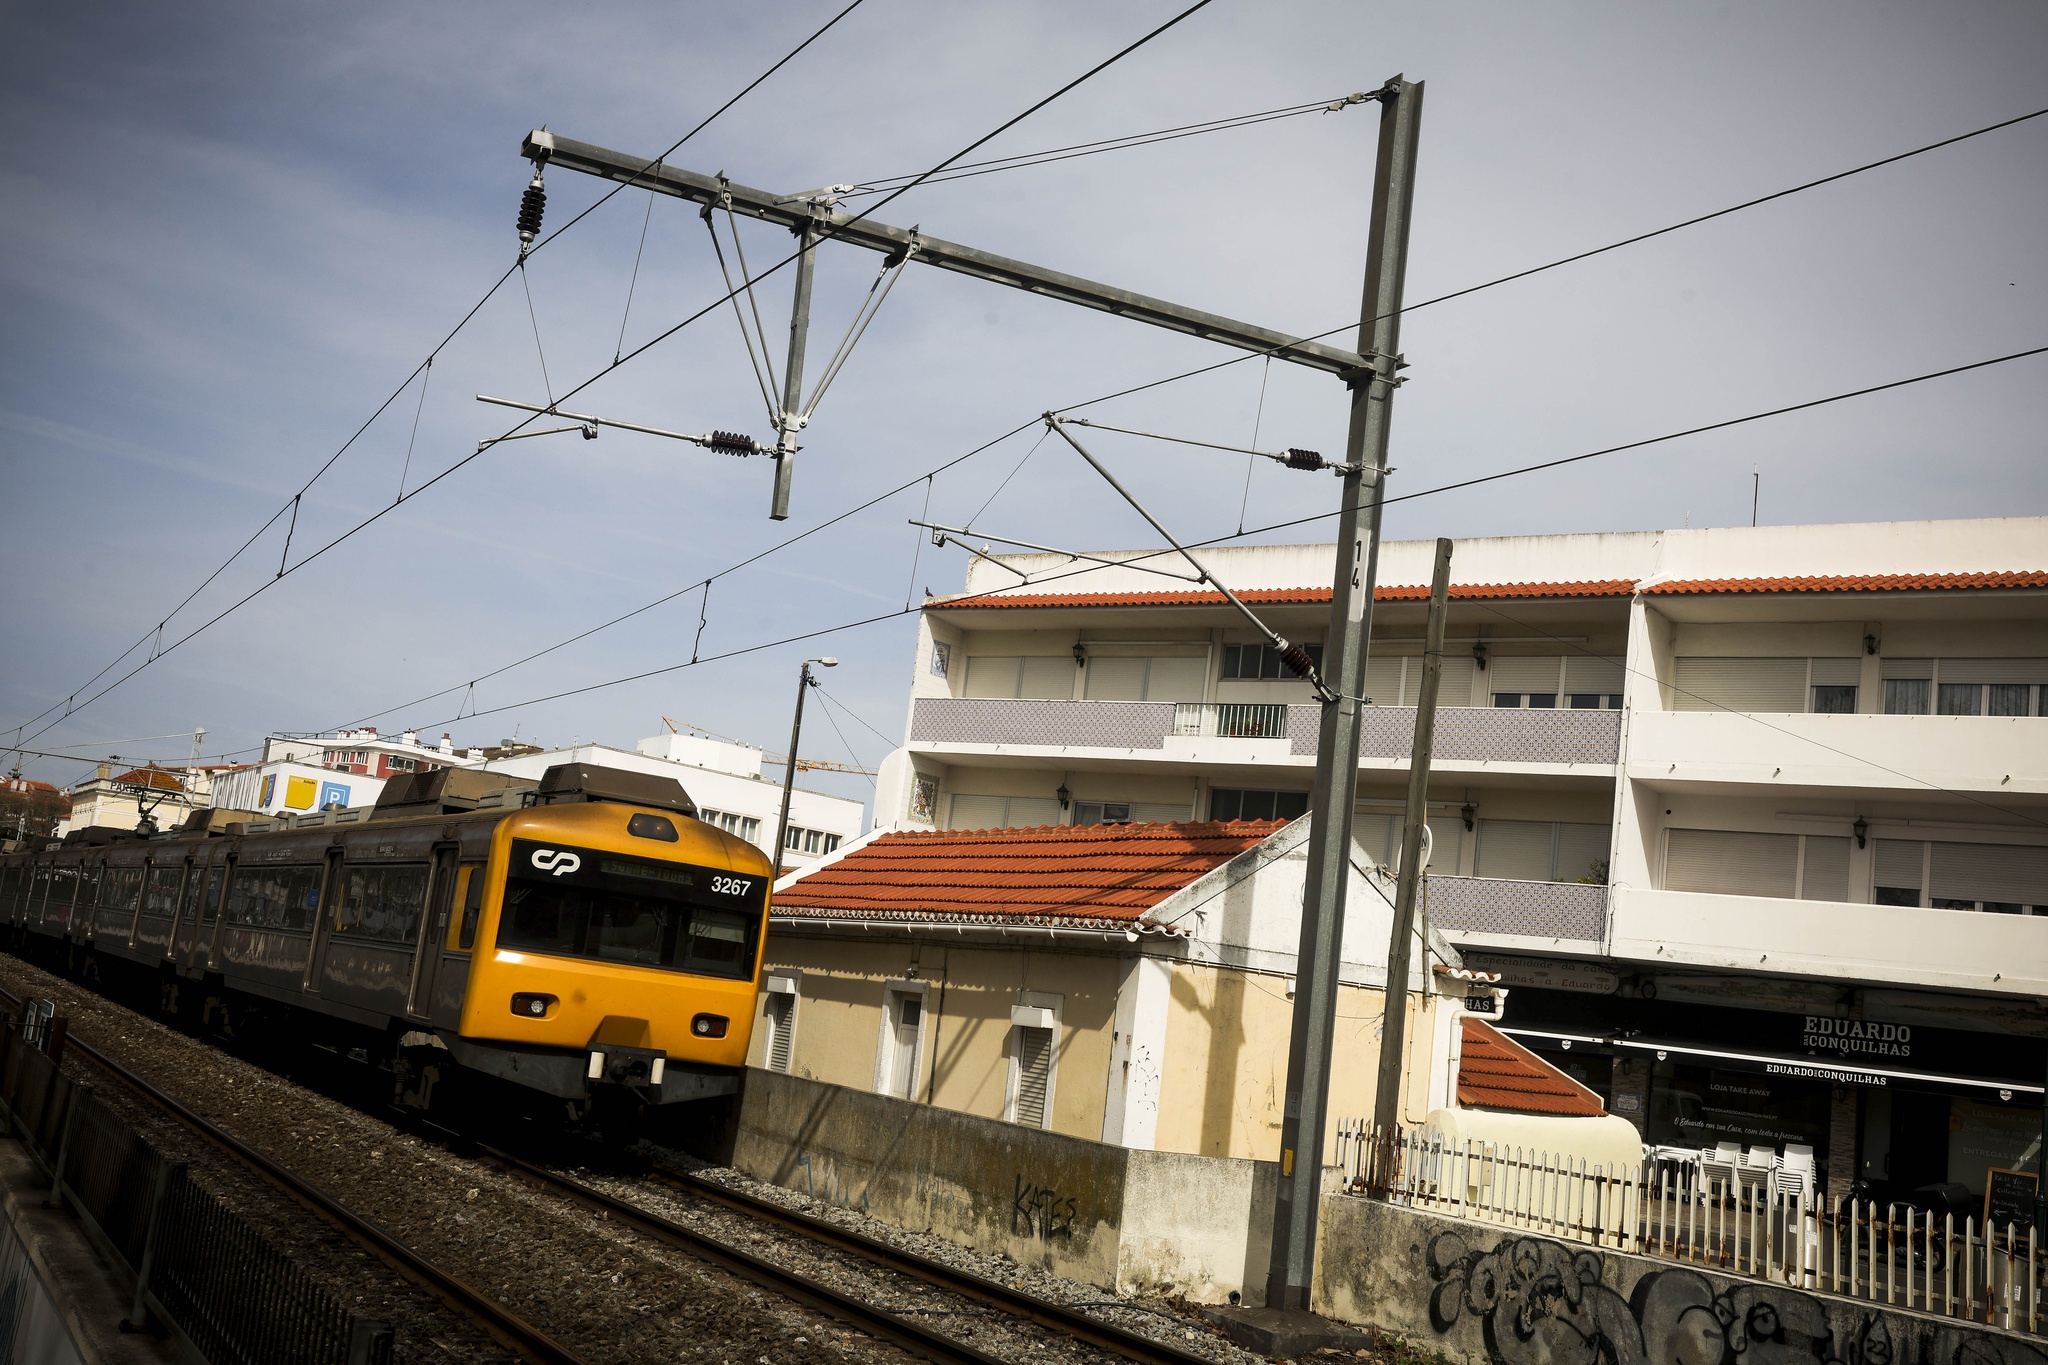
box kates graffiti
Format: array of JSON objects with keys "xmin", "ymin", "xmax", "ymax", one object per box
[
  {"xmin": 1012, "ymin": 1174, "xmax": 1078, "ymax": 1242},
  {"xmin": 1423, "ymin": 1231, "xmax": 2045, "ymax": 1365}
]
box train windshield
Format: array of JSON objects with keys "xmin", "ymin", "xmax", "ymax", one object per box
[{"xmin": 496, "ymin": 838, "xmax": 764, "ymax": 980}]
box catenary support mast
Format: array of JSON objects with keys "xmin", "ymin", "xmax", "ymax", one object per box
[{"xmin": 1265, "ymin": 73, "xmax": 1423, "ymax": 1312}]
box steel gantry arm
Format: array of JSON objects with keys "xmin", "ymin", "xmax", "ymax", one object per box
[{"xmin": 522, "ymin": 130, "xmax": 1372, "ymax": 380}]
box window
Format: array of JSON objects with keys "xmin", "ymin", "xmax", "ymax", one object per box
[
  {"xmin": 336, "ymin": 864, "xmax": 430, "ymax": 943},
  {"xmin": 199, "ymin": 863, "xmax": 225, "ymax": 925},
  {"xmin": 226, "ymin": 864, "xmax": 325, "ymax": 932},
  {"xmin": 1494, "ymin": 692, "xmax": 1559, "ymax": 709},
  {"xmin": 1084, "ymin": 655, "xmax": 1206, "ymax": 702},
  {"xmin": 1006, "ymin": 996, "xmax": 1061, "ymax": 1128},
  {"xmin": 495, "ymin": 839, "xmax": 764, "ymax": 978},
  {"xmin": 781, "ymin": 825, "xmax": 843, "ymax": 856},
  {"xmin": 947, "ymin": 794, "xmax": 1061, "ymax": 830},
  {"xmin": 964, "ymin": 656, "xmax": 1077, "ymax": 700},
  {"xmin": 1475, "ymin": 821, "xmax": 1609, "ymax": 883},
  {"xmin": 1221, "ymin": 643, "xmax": 1323, "ymax": 680},
  {"xmin": 1356, "ymin": 812, "xmax": 1466, "ymax": 876},
  {"xmin": 1663, "ymin": 829, "xmax": 1851, "ymax": 901},
  {"xmin": 387, "ymin": 756, "xmax": 417, "ymax": 773},
  {"xmin": 700, "ymin": 809, "xmax": 762, "ymax": 844},
  {"xmin": 1938, "ymin": 683, "xmax": 1982, "ymax": 716},
  {"xmin": 1072, "ymin": 801, "xmax": 1130, "ymax": 826},
  {"xmin": 877, "ymin": 988, "xmax": 925, "ymax": 1099},
  {"xmin": 1812, "ymin": 685, "xmax": 1857, "ymax": 713},
  {"xmin": 1211, "ymin": 788, "xmax": 1310, "ymax": 822},
  {"xmin": 763, "ymin": 977, "xmax": 799, "ymax": 1073},
  {"xmin": 1872, "ymin": 838, "xmax": 2047, "ymax": 914},
  {"xmin": 143, "ymin": 866, "xmax": 184, "ymax": 917},
  {"xmin": 456, "ymin": 863, "xmax": 485, "ymax": 949},
  {"xmin": 1883, "ymin": 678, "xmax": 1931, "ymax": 714},
  {"xmin": 99, "ymin": 867, "xmax": 144, "ymax": 913}
]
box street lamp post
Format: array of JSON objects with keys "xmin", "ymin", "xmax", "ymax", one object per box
[{"xmin": 772, "ymin": 657, "xmax": 837, "ymax": 877}]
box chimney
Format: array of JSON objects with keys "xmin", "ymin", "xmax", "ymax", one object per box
[
  {"xmin": 439, "ymin": 733, "xmax": 454, "ymax": 754},
  {"xmin": 401, "ymin": 729, "xmax": 419, "ymax": 747}
]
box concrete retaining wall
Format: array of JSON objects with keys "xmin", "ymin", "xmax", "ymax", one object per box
[
  {"xmin": 1313, "ymin": 1194, "xmax": 2046, "ymax": 1365},
  {"xmin": 732, "ymin": 1067, "xmax": 1280, "ymax": 1300}
]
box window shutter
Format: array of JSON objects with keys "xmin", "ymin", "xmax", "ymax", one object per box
[
  {"xmin": 1672, "ymin": 658, "xmax": 1807, "ymax": 712},
  {"xmin": 1476, "ymin": 820, "xmax": 1558, "ymax": 880},
  {"xmin": 1390, "ymin": 817, "xmax": 1464, "ymax": 874},
  {"xmin": 1363, "ymin": 655, "xmax": 1405, "ymax": 706},
  {"xmin": 1014, "ymin": 1027, "xmax": 1053, "ymax": 1128},
  {"xmin": 1130, "ymin": 801, "xmax": 1191, "ymax": 824},
  {"xmin": 1563, "ymin": 656, "xmax": 1624, "ymax": 695},
  {"xmin": 1937, "ymin": 659, "xmax": 2048, "ymax": 685},
  {"xmin": 965, "ymin": 657, "xmax": 1022, "ymax": 699},
  {"xmin": 1880, "ymin": 658, "xmax": 1934, "ymax": 680},
  {"xmin": 1353, "ymin": 811, "xmax": 1398, "ymax": 865},
  {"xmin": 1800, "ymin": 835, "xmax": 1851, "ymax": 902},
  {"xmin": 1144, "ymin": 657, "xmax": 1208, "ymax": 703},
  {"xmin": 1664, "ymin": 829, "xmax": 1798, "ymax": 898},
  {"xmin": 948, "ymin": 794, "xmax": 1008, "ymax": 830},
  {"xmin": 1017, "ymin": 657, "xmax": 1075, "ymax": 699},
  {"xmin": 1929, "ymin": 841, "xmax": 2048, "ymax": 906},
  {"xmin": 1430, "ymin": 656, "xmax": 1478, "ymax": 707},
  {"xmin": 1553, "ymin": 823, "xmax": 1610, "ymax": 884},
  {"xmin": 1005, "ymin": 797, "xmax": 1062, "ymax": 829},
  {"xmin": 766, "ymin": 995, "xmax": 794, "ymax": 1072},
  {"xmin": 1809, "ymin": 658, "xmax": 1861, "ymax": 687},
  {"xmin": 1489, "ymin": 657, "xmax": 1563, "ymax": 698},
  {"xmin": 1873, "ymin": 839, "xmax": 1926, "ymax": 896},
  {"xmin": 1084, "ymin": 657, "xmax": 1147, "ymax": 700}
]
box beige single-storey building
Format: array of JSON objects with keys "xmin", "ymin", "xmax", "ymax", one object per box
[{"xmin": 751, "ymin": 816, "xmax": 1499, "ymax": 1160}]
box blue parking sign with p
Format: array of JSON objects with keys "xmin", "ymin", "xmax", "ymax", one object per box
[{"xmin": 319, "ymin": 781, "xmax": 350, "ymax": 810}]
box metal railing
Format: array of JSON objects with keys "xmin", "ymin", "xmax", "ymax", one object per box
[
  {"xmin": 1335, "ymin": 1121, "xmax": 2044, "ymax": 1336},
  {"xmin": 1172, "ymin": 702, "xmax": 1289, "ymax": 740},
  {"xmin": 0, "ymin": 1016, "xmax": 392, "ymax": 1363}
]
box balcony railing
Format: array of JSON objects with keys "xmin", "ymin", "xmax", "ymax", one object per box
[
  {"xmin": 1425, "ymin": 875, "xmax": 1608, "ymax": 943},
  {"xmin": 908, "ymin": 697, "xmax": 1622, "ymax": 766},
  {"xmin": 1173, "ymin": 702, "xmax": 1289, "ymax": 740}
]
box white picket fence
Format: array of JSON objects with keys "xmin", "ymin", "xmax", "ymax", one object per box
[{"xmin": 1333, "ymin": 1121, "xmax": 2043, "ymax": 1336}]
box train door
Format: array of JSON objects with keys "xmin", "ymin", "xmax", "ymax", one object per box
[
  {"xmin": 404, "ymin": 844, "xmax": 459, "ymax": 1020},
  {"xmin": 302, "ymin": 845, "xmax": 347, "ymax": 993},
  {"xmin": 427, "ymin": 860, "xmax": 486, "ymax": 1029}
]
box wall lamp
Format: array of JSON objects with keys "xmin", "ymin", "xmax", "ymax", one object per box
[
  {"xmin": 1472, "ymin": 642, "xmax": 1489, "ymax": 671},
  {"xmin": 1853, "ymin": 816, "xmax": 1868, "ymax": 849},
  {"xmin": 1072, "ymin": 642, "xmax": 1087, "ymax": 668},
  {"xmin": 1864, "ymin": 633, "xmax": 1879, "ymax": 656},
  {"xmin": 1056, "ymin": 782, "xmax": 1071, "ymax": 811},
  {"xmin": 1460, "ymin": 801, "xmax": 1477, "ymax": 831}
]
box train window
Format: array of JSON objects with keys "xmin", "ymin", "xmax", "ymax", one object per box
[
  {"xmin": 199, "ymin": 864, "xmax": 225, "ymax": 924},
  {"xmin": 457, "ymin": 864, "xmax": 485, "ymax": 950},
  {"xmin": 334, "ymin": 865, "xmax": 430, "ymax": 944},
  {"xmin": 100, "ymin": 867, "xmax": 144, "ymax": 913},
  {"xmin": 225, "ymin": 865, "xmax": 324, "ymax": 932},
  {"xmin": 144, "ymin": 867, "xmax": 183, "ymax": 917},
  {"xmin": 497, "ymin": 840, "xmax": 761, "ymax": 980}
]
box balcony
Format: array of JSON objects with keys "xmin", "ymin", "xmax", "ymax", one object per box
[
  {"xmin": 1425, "ymin": 875, "xmax": 1608, "ymax": 946},
  {"xmin": 1606, "ymin": 886, "xmax": 2045, "ymax": 995},
  {"xmin": 1627, "ymin": 709, "xmax": 2048, "ymax": 795},
  {"xmin": 906, "ymin": 698, "xmax": 1622, "ymax": 772}
]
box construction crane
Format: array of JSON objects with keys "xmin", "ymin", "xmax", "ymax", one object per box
[{"xmin": 660, "ymin": 718, "xmax": 877, "ymax": 777}]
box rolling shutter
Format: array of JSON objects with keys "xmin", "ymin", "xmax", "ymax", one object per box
[
  {"xmin": 1363, "ymin": 655, "xmax": 1405, "ymax": 706},
  {"xmin": 1013, "ymin": 1027, "xmax": 1053, "ymax": 1128},
  {"xmin": 1084, "ymin": 657, "xmax": 1147, "ymax": 700},
  {"xmin": 1145, "ymin": 657, "xmax": 1209, "ymax": 703},
  {"xmin": 1005, "ymin": 798, "xmax": 1062, "ymax": 829},
  {"xmin": 1018, "ymin": 657, "xmax": 1075, "ymax": 700},
  {"xmin": 1873, "ymin": 840, "xmax": 1926, "ymax": 899},
  {"xmin": 1672, "ymin": 658, "xmax": 1807, "ymax": 712},
  {"xmin": 1929, "ymin": 842, "xmax": 2048, "ymax": 906},
  {"xmin": 1553, "ymin": 823, "xmax": 1610, "ymax": 884},
  {"xmin": 1563, "ymin": 656, "xmax": 1624, "ymax": 696},
  {"xmin": 1880, "ymin": 658, "xmax": 1934, "ymax": 679},
  {"xmin": 1476, "ymin": 820, "xmax": 1557, "ymax": 880},
  {"xmin": 1800, "ymin": 835, "xmax": 1851, "ymax": 902},
  {"xmin": 964, "ymin": 657, "xmax": 1021, "ymax": 699},
  {"xmin": 1429, "ymin": 656, "xmax": 1479, "ymax": 706},
  {"xmin": 1489, "ymin": 657, "xmax": 1563, "ymax": 698},
  {"xmin": 765, "ymin": 994, "xmax": 794, "ymax": 1072},
  {"xmin": 1939, "ymin": 658, "xmax": 2048, "ymax": 685},
  {"xmin": 948, "ymin": 794, "xmax": 1007, "ymax": 830},
  {"xmin": 1809, "ymin": 658, "xmax": 1862, "ymax": 687},
  {"xmin": 1664, "ymin": 828, "xmax": 1799, "ymax": 898}
]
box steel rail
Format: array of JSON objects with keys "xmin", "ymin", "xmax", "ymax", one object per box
[
  {"xmin": 0, "ymin": 996, "xmax": 587, "ymax": 1365},
  {"xmin": 448, "ymin": 1129, "xmax": 1221, "ymax": 1365}
]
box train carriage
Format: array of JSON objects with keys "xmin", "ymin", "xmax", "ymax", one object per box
[{"xmin": 0, "ymin": 761, "xmax": 771, "ymax": 1118}]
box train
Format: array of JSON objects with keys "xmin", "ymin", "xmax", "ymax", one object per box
[{"xmin": 0, "ymin": 761, "xmax": 774, "ymax": 1121}]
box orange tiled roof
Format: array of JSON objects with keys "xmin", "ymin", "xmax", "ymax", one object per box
[
  {"xmin": 1458, "ymin": 1017, "xmax": 1605, "ymax": 1117},
  {"xmin": 772, "ymin": 820, "xmax": 1285, "ymax": 930},
  {"xmin": 1645, "ymin": 571, "xmax": 2048, "ymax": 596},
  {"xmin": 933, "ymin": 581, "xmax": 1635, "ymax": 610}
]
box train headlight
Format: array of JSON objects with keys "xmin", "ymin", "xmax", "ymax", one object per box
[
  {"xmin": 691, "ymin": 1013, "xmax": 728, "ymax": 1038},
  {"xmin": 511, "ymin": 992, "xmax": 556, "ymax": 1018}
]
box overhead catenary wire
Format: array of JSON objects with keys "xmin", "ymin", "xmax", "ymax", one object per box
[
  {"xmin": 5, "ymin": 0, "xmax": 874, "ymax": 747},
  {"xmin": 12, "ymin": 0, "xmax": 1204, "ymax": 752}
]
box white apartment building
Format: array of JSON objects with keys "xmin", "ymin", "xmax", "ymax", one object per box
[
  {"xmin": 872, "ymin": 516, "xmax": 2047, "ymax": 1206},
  {"xmin": 482, "ymin": 733, "xmax": 865, "ymax": 870}
]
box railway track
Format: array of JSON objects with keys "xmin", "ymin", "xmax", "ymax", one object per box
[
  {"xmin": 432, "ymin": 1127, "xmax": 1225, "ymax": 1365},
  {"xmin": 10, "ymin": 978, "xmax": 1228, "ymax": 1365}
]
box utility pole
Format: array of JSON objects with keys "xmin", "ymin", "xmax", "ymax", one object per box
[
  {"xmin": 1266, "ymin": 74, "xmax": 1423, "ymax": 1314},
  {"xmin": 772, "ymin": 656, "xmax": 836, "ymax": 876},
  {"xmin": 771, "ymin": 218, "xmax": 820, "ymax": 521},
  {"xmin": 1370, "ymin": 538, "xmax": 1453, "ymax": 1158}
]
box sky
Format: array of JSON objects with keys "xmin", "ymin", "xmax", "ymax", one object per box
[{"xmin": 3, "ymin": 1, "xmax": 2044, "ymax": 819}]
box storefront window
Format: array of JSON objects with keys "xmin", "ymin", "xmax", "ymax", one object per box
[{"xmin": 1647, "ymin": 1060, "xmax": 1831, "ymax": 1155}]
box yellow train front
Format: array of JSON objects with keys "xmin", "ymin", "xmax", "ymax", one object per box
[
  {"xmin": 433, "ymin": 784, "xmax": 773, "ymax": 1113},
  {"xmin": 0, "ymin": 761, "xmax": 775, "ymax": 1126}
]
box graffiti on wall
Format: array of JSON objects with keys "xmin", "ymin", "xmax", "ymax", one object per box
[
  {"xmin": 1011, "ymin": 1174, "xmax": 1077, "ymax": 1242},
  {"xmin": 1423, "ymin": 1231, "xmax": 2046, "ymax": 1365}
]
